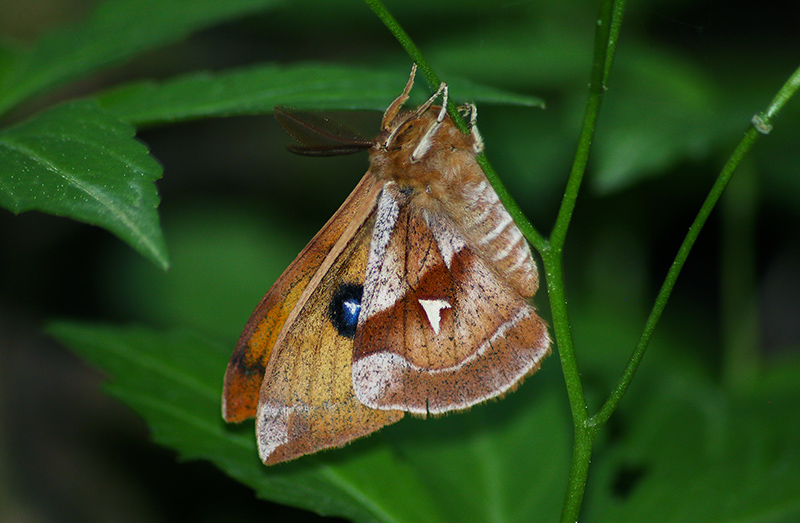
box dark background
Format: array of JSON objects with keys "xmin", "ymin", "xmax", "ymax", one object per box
[{"xmin": 1, "ymin": 0, "xmax": 799, "ymax": 521}]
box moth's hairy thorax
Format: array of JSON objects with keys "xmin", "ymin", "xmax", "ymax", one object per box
[
  {"xmin": 368, "ymin": 107, "xmax": 539, "ymax": 299},
  {"xmin": 371, "ymin": 109, "xmax": 479, "ymax": 184}
]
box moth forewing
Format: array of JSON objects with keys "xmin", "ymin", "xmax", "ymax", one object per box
[
  {"xmin": 222, "ymin": 173, "xmax": 379, "ymax": 423},
  {"xmin": 254, "ymin": 198, "xmax": 403, "ymax": 464}
]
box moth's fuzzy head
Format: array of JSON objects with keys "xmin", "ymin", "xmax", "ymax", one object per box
[{"xmin": 371, "ymin": 106, "xmax": 479, "ymax": 193}]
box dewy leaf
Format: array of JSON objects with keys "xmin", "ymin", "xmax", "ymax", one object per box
[
  {"xmin": 48, "ymin": 322, "xmax": 443, "ymax": 523},
  {"xmin": 96, "ymin": 64, "xmax": 545, "ymax": 127},
  {"xmin": 0, "ymin": 100, "xmax": 168, "ymax": 269},
  {"xmin": 0, "ymin": 0, "xmax": 282, "ymax": 115}
]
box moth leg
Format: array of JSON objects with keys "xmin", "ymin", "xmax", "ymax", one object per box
[
  {"xmin": 457, "ymin": 103, "xmax": 484, "ymax": 154},
  {"xmin": 385, "ymin": 80, "xmax": 448, "ymax": 153},
  {"xmin": 411, "ymin": 84, "xmax": 449, "ymax": 162}
]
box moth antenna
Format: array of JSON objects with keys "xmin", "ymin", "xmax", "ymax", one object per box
[
  {"xmin": 382, "ymin": 64, "xmax": 417, "ymax": 130},
  {"xmin": 411, "ymin": 83, "xmax": 449, "ymax": 162}
]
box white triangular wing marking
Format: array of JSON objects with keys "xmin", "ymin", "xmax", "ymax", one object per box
[{"xmin": 418, "ymin": 298, "xmax": 452, "ymax": 334}]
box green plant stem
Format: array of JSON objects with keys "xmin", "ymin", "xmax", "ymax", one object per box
[
  {"xmin": 545, "ymin": 0, "xmax": 625, "ymax": 521},
  {"xmin": 592, "ymin": 62, "xmax": 800, "ymax": 428},
  {"xmin": 363, "ymin": 0, "xmax": 547, "ymax": 253},
  {"xmin": 541, "ymin": 248, "xmax": 591, "ymax": 518},
  {"xmin": 362, "ymin": 0, "xmax": 439, "ymax": 92}
]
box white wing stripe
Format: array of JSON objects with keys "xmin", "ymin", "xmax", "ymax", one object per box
[{"xmin": 360, "ymin": 188, "xmax": 404, "ymax": 320}]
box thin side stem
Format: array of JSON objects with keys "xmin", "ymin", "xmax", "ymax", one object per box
[
  {"xmin": 592, "ymin": 62, "xmax": 800, "ymax": 428},
  {"xmin": 591, "ymin": 130, "xmax": 758, "ymax": 427}
]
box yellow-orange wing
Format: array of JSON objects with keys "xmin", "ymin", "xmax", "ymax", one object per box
[{"xmin": 222, "ymin": 173, "xmax": 377, "ymax": 422}]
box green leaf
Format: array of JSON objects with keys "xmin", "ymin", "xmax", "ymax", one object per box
[
  {"xmin": 96, "ymin": 64, "xmax": 545, "ymax": 127},
  {"xmin": 98, "ymin": 202, "xmax": 307, "ymax": 339},
  {"xmin": 584, "ymin": 361, "xmax": 800, "ymax": 522},
  {"xmin": 553, "ymin": 232, "xmax": 800, "ymax": 522},
  {"xmin": 573, "ymin": 288, "xmax": 800, "ymax": 522},
  {"xmin": 0, "ymin": 100, "xmax": 168, "ymax": 269},
  {"xmin": 49, "ymin": 321, "xmax": 568, "ymax": 522},
  {"xmin": 590, "ymin": 48, "xmax": 728, "ymax": 194},
  {"xmin": 0, "ymin": 0, "xmax": 282, "ymax": 115}
]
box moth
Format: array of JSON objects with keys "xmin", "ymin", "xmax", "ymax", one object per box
[{"xmin": 222, "ymin": 65, "xmax": 551, "ymax": 465}]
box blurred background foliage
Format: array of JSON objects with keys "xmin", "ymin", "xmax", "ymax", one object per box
[{"xmin": 1, "ymin": 0, "xmax": 799, "ymax": 521}]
